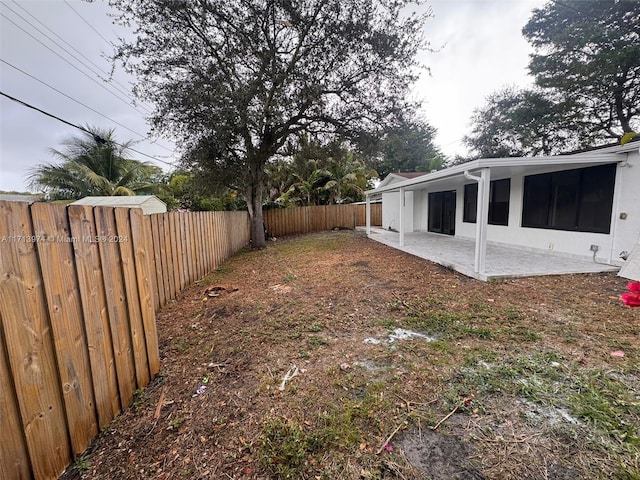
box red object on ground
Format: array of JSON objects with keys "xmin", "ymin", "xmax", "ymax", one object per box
[{"xmin": 621, "ymin": 282, "xmax": 640, "ymax": 307}]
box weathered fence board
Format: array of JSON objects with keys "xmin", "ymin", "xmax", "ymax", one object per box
[
  {"xmin": 95, "ymin": 207, "xmax": 137, "ymax": 409},
  {"xmin": 0, "ymin": 312, "xmax": 32, "ymax": 480},
  {"xmin": 147, "ymin": 215, "xmax": 161, "ymax": 311},
  {"xmin": 31, "ymin": 203, "xmax": 99, "ymax": 456},
  {"xmin": 163, "ymin": 213, "xmax": 176, "ymax": 301},
  {"xmin": 264, "ymin": 203, "xmax": 381, "ymax": 238},
  {"xmin": 68, "ymin": 205, "xmax": 120, "ymax": 429},
  {"xmin": 178, "ymin": 212, "xmax": 188, "ymax": 291},
  {"xmin": 0, "ymin": 201, "xmax": 71, "ymax": 479},
  {"xmin": 115, "ymin": 208, "xmax": 150, "ymax": 390},
  {"xmin": 158, "ymin": 214, "xmax": 172, "ymax": 307},
  {"xmin": 131, "ymin": 210, "xmax": 160, "ymax": 377},
  {"xmin": 355, "ymin": 203, "xmax": 381, "ymax": 226}
]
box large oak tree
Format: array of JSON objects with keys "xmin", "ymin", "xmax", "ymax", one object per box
[
  {"xmin": 466, "ymin": 1, "xmax": 639, "ymax": 159},
  {"xmin": 464, "ymin": 87, "xmax": 586, "ymax": 158},
  {"xmin": 523, "ymin": 0, "xmax": 640, "ymax": 138},
  {"xmin": 374, "ymin": 117, "xmax": 443, "ymax": 178},
  {"xmin": 110, "ymin": 0, "xmax": 429, "ymax": 247}
]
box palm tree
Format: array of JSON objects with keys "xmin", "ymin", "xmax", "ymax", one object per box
[
  {"xmin": 322, "ymin": 155, "xmax": 371, "ymax": 204},
  {"xmin": 28, "ymin": 126, "xmax": 163, "ymax": 200},
  {"xmin": 272, "ymin": 140, "xmax": 376, "ymax": 206}
]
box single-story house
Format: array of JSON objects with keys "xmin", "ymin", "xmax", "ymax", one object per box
[
  {"xmin": 70, "ymin": 195, "xmax": 167, "ymax": 215},
  {"xmin": 364, "ymin": 141, "xmax": 640, "ymax": 281}
]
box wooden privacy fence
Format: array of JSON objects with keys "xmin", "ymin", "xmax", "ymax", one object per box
[
  {"xmin": 263, "ymin": 203, "xmax": 381, "ymax": 238},
  {"xmin": 0, "ymin": 201, "xmax": 250, "ymax": 480},
  {"xmin": 147, "ymin": 210, "xmax": 250, "ymax": 310}
]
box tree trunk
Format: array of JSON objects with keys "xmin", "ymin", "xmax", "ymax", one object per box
[
  {"xmin": 614, "ymin": 77, "xmax": 633, "ymax": 134},
  {"xmin": 246, "ymin": 168, "xmax": 266, "ymax": 249}
]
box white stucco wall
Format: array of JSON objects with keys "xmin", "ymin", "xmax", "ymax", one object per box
[
  {"xmin": 611, "ymin": 149, "xmax": 640, "ymax": 258},
  {"xmin": 381, "ymin": 190, "xmax": 413, "ymax": 232},
  {"xmin": 381, "ymin": 191, "xmax": 397, "ymax": 230},
  {"xmin": 413, "ymin": 191, "xmax": 426, "ymax": 231},
  {"xmin": 456, "ymin": 174, "xmax": 614, "ymax": 261},
  {"xmin": 455, "ymin": 156, "xmax": 640, "ymax": 264},
  {"xmin": 380, "ymin": 151, "xmax": 640, "ymax": 265}
]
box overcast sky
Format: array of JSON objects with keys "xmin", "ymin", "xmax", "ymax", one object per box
[{"xmin": 0, "ymin": 0, "xmax": 546, "ymax": 193}]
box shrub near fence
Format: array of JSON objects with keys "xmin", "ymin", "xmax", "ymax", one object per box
[
  {"xmin": 263, "ymin": 203, "xmax": 381, "ymax": 238},
  {"xmin": 0, "ymin": 201, "xmax": 250, "ymax": 480}
]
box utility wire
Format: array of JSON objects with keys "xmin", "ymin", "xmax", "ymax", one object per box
[
  {"xmin": 0, "ymin": 90, "xmax": 177, "ymax": 166},
  {"xmin": 1, "ymin": 58, "xmax": 151, "ymax": 140},
  {"xmin": 63, "ymin": 0, "xmax": 112, "ymax": 45},
  {"xmin": 1, "ymin": 11, "xmax": 173, "ymax": 154},
  {"xmin": 441, "ymin": 137, "xmax": 463, "ymax": 147},
  {"xmin": 7, "ymin": 1, "xmax": 153, "ymax": 114},
  {"xmin": 1, "ymin": 13, "xmax": 148, "ymax": 117},
  {"xmin": 548, "ymin": 0, "xmax": 581, "ymax": 14},
  {"xmin": 3, "ymin": 2, "xmax": 146, "ymax": 111},
  {"xmin": 1, "ymin": 90, "xmax": 93, "ymax": 135}
]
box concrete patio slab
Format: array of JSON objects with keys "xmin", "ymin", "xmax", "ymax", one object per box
[{"xmin": 363, "ymin": 227, "xmax": 620, "ymax": 281}]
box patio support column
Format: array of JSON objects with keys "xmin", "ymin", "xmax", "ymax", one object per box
[
  {"xmin": 477, "ymin": 168, "xmax": 490, "ymax": 274},
  {"xmin": 464, "ymin": 168, "xmax": 490, "ymax": 274},
  {"xmin": 365, "ymin": 195, "xmax": 371, "ymax": 235},
  {"xmin": 399, "ymin": 188, "xmax": 405, "ymax": 246}
]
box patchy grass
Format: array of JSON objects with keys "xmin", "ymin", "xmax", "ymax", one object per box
[
  {"xmin": 60, "ymin": 231, "xmax": 640, "ymax": 480},
  {"xmin": 71, "ymin": 456, "xmax": 91, "ymax": 474},
  {"xmin": 437, "ymin": 351, "xmax": 640, "ymax": 478}
]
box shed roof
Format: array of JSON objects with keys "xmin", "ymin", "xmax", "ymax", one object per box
[
  {"xmin": 0, "ymin": 194, "xmax": 39, "ymax": 203},
  {"xmin": 70, "ymin": 195, "xmax": 167, "ymax": 214},
  {"xmin": 71, "ymin": 195, "xmax": 164, "ymax": 207}
]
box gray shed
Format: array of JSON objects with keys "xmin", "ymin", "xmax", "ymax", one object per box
[
  {"xmin": 0, "ymin": 194, "xmax": 40, "ymax": 204},
  {"xmin": 70, "ymin": 195, "xmax": 167, "ymax": 215}
]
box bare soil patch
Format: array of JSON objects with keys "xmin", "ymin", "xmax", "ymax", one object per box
[{"xmin": 60, "ymin": 230, "xmax": 640, "ymax": 479}]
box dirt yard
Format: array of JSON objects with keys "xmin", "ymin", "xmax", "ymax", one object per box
[{"xmin": 60, "ymin": 230, "xmax": 639, "ymax": 480}]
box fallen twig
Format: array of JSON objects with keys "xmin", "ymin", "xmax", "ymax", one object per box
[
  {"xmin": 391, "ymin": 291, "xmax": 425, "ymax": 317},
  {"xmin": 208, "ymin": 360, "xmax": 230, "ymax": 372},
  {"xmin": 146, "ymin": 387, "xmax": 172, "ymax": 436},
  {"xmin": 431, "ymin": 397, "xmax": 471, "ymax": 431},
  {"xmin": 431, "ymin": 405, "xmax": 458, "ymax": 431},
  {"xmin": 479, "ymin": 433, "xmax": 543, "ymax": 444},
  {"xmin": 394, "ymin": 393, "xmax": 438, "ymax": 409},
  {"xmin": 376, "ymin": 421, "xmax": 407, "ymax": 455},
  {"xmin": 154, "ymin": 387, "xmax": 166, "ymax": 419}
]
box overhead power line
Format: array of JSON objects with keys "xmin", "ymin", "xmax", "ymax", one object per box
[
  {"xmin": 0, "ymin": 12, "xmax": 149, "ymax": 118},
  {"xmin": 12, "ymin": 0, "xmax": 151, "ymax": 113},
  {"xmin": 1, "ymin": 90, "xmax": 92, "ymax": 134},
  {"xmin": 0, "ymin": 90, "xmax": 176, "ymax": 167},
  {"xmin": 63, "ymin": 0, "xmax": 112, "ymax": 45},
  {"xmin": 7, "ymin": 1, "xmax": 153, "ymax": 114},
  {"xmin": 1, "ymin": 58, "xmax": 153, "ymax": 140},
  {"xmin": 441, "ymin": 138, "xmax": 463, "ymax": 147}
]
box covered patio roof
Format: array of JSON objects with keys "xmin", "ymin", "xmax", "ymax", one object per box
[
  {"xmin": 364, "ymin": 227, "xmax": 619, "ymax": 281},
  {"xmin": 365, "ymin": 149, "xmax": 629, "ymax": 198},
  {"xmin": 363, "ymin": 144, "xmax": 634, "ymax": 279}
]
